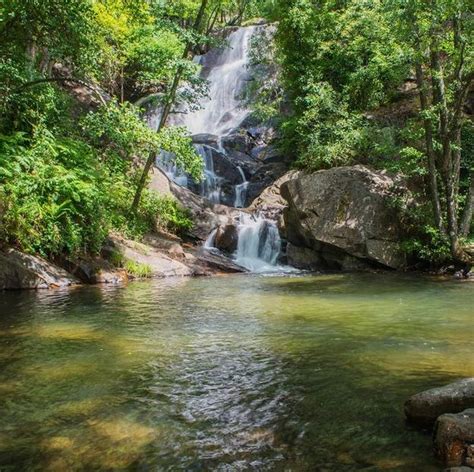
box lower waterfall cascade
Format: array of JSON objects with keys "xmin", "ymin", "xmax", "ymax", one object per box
[{"xmin": 233, "ymin": 213, "xmax": 282, "ymax": 272}]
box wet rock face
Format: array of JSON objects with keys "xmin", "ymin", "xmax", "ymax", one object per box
[
  {"xmin": 281, "ymin": 165, "xmax": 409, "ymax": 270},
  {"xmin": 214, "ymin": 224, "xmax": 239, "ymax": 254},
  {"xmin": 405, "ymin": 379, "xmax": 474, "ymax": 426},
  {"xmin": 434, "ymin": 409, "xmax": 474, "ymax": 467},
  {"xmin": 0, "ymin": 249, "xmax": 80, "ymax": 290}
]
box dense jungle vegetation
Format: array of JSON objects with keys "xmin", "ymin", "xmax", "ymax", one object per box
[{"xmin": 0, "ymin": 0, "xmax": 472, "ymax": 267}]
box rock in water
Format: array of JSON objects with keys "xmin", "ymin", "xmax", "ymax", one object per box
[
  {"xmin": 0, "ymin": 249, "xmax": 80, "ymax": 290},
  {"xmin": 280, "ymin": 165, "xmax": 410, "ymax": 270},
  {"xmin": 405, "ymin": 378, "xmax": 474, "ymax": 425},
  {"xmin": 434, "ymin": 409, "xmax": 474, "ymax": 467},
  {"xmin": 214, "ymin": 224, "xmax": 239, "ymax": 254}
]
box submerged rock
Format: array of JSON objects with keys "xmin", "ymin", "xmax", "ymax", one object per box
[
  {"xmin": 281, "ymin": 165, "xmax": 409, "ymax": 270},
  {"xmin": 405, "ymin": 378, "xmax": 474, "ymax": 425},
  {"xmin": 434, "ymin": 409, "xmax": 474, "ymax": 467},
  {"xmin": 0, "ymin": 249, "xmax": 80, "ymax": 290}
]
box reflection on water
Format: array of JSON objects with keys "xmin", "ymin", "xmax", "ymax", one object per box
[{"xmin": 0, "ymin": 273, "xmax": 473, "ymax": 471}]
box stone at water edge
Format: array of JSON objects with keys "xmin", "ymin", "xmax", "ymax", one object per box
[
  {"xmin": 195, "ymin": 248, "xmax": 248, "ymax": 274},
  {"xmin": 434, "ymin": 409, "xmax": 474, "ymax": 467},
  {"xmin": 405, "ymin": 378, "xmax": 474, "ymax": 426},
  {"xmin": 0, "ymin": 249, "xmax": 80, "ymax": 290}
]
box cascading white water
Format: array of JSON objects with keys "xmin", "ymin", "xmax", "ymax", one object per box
[
  {"xmin": 234, "ymin": 166, "xmax": 249, "ymax": 208},
  {"xmin": 234, "ymin": 213, "xmax": 282, "ymax": 272},
  {"xmin": 172, "ymin": 26, "xmax": 257, "ymax": 136},
  {"xmin": 157, "ymin": 144, "xmax": 223, "ymax": 203},
  {"xmin": 194, "ymin": 144, "xmax": 223, "ymax": 203},
  {"xmin": 204, "ymin": 228, "xmax": 218, "ymax": 249}
]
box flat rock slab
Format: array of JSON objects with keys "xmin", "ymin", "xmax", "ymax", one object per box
[
  {"xmin": 108, "ymin": 235, "xmax": 193, "ymax": 278},
  {"xmin": 0, "ymin": 249, "xmax": 80, "ymax": 290},
  {"xmin": 405, "ymin": 378, "xmax": 474, "ymax": 425},
  {"xmin": 434, "ymin": 409, "xmax": 474, "ymax": 467}
]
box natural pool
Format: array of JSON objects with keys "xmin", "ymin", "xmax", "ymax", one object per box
[{"xmin": 0, "ymin": 273, "xmax": 473, "ymax": 471}]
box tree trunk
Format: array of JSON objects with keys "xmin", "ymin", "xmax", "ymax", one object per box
[
  {"xmin": 415, "ymin": 62, "xmax": 443, "ymax": 233},
  {"xmin": 130, "ymin": 0, "xmax": 209, "ymax": 214},
  {"xmin": 460, "ymin": 172, "xmax": 473, "ymax": 237},
  {"xmin": 430, "ymin": 45, "xmax": 462, "ymax": 261}
]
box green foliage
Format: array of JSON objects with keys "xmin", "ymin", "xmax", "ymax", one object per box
[
  {"xmin": 81, "ymin": 101, "xmax": 203, "ymax": 180},
  {"xmin": 401, "ymin": 227, "xmax": 452, "ymax": 266},
  {"xmin": 108, "ymin": 182, "xmax": 193, "ymax": 240},
  {"xmin": 0, "ymin": 129, "xmax": 109, "ymax": 257},
  {"xmin": 0, "ymin": 127, "xmax": 194, "ymax": 258},
  {"xmin": 0, "ymin": 0, "xmax": 217, "ymax": 264},
  {"xmin": 289, "ymin": 82, "xmax": 367, "ymax": 169},
  {"xmin": 124, "ymin": 259, "xmax": 153, "ymax": 278},
  {"xmin": 108, "ymin": 249, "xmax": 125, "ymax": 267},
  {"xmin": 246, "ymin": 26, "xmax": 283, "ymax": 122},
  {"xmin": 389, "ymin": 192, "xmax": 452, "ymax": 265},
  {"xmin": 273, "ymin": 0, "xmax": 411, "ymax": 169},
  {"xmin": 81, "ymin": 101, "xmax": 161, "ymax": 160}
]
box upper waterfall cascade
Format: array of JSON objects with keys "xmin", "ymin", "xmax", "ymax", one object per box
[
  {"xmin": 158, "ymin": 26, "xmax": 260, "ymax": 206},
  {"xmin": 171, "ymin": 26, "xmax": 257, "ymax": 136}
]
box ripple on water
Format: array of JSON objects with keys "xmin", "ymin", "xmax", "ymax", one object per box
[{"xmin": 0, "ymin": 273, "xmax": 473, "ymax": 470}]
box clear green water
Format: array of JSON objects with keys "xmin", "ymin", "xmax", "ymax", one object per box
[{"xmin": 0, "ymin": 273, "xmax": 473, "ymax": 471}]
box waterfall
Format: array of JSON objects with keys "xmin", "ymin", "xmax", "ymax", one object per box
[
  {"xmin": 234, "ymin": 213, "xmax": 282, "ymax": 272},
  {"xmin": 166, "ymin": 24, "xmax": 291, "ymax": 273},
  {"xmin": 204, "ymin": 228, "xmax": 218, "ymax": 249},
  {"xmin": 234, "ymin": 166, "xmax": 249, "ymax": 208},
  {"xmin": 172, "ymin": 26, "xmax": 257, "ymax": 136},
  {"xmin": 195, "ymin": 144, "xmax": 223, "ymax": 203}
]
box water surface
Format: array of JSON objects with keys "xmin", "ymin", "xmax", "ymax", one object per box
[{"xmin": 0, "ymin": 273, "xmax": 473, "ymax": 471}]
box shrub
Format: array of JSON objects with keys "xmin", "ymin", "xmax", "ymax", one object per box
[{"xmin": 124, "ymin": 260, "xmax": 152, "ymax": 278}]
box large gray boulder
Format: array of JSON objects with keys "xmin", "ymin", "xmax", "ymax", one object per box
[
  {"xmin": 434, "ymin": 409, "xmax": 474, "ymax": 467},
  {"xmin": 405, "ymin": 378, "xmax": 474, "ymax": 425},
  {"xmin": 281, "ymin": 165, "xmax": 409, "ymax": 270},
  {"xmin": 0, "ymin": 249, "xmax": 80, "ymax": 290}
]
